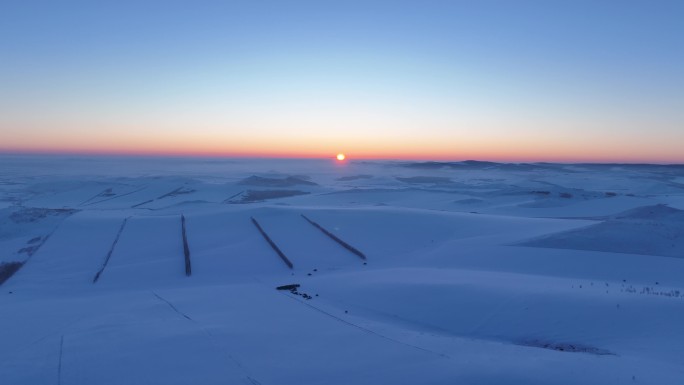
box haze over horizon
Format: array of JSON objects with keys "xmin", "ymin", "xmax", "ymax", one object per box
[{"xmin": 2, "ymin": 1, "xmax": 683, "ymax": 162}]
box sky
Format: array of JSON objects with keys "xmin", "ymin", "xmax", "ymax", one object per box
[{"xmin": 1, "ymin": 0, "xmax": 683, "ymax": 162}]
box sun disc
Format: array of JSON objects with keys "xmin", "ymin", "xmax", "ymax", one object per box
[{"xmin": 336, "ymin": 153, "xmax": 346, "ymax": 161}]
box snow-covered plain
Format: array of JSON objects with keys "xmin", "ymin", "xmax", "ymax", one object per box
[{"xmin": 1, "ymin": 155, "xmax": 684, "ymax": 384}]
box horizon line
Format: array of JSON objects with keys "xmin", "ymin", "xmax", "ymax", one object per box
[{"xmin": 1, "ymin": 149, "xmax": 683, "ymax": 166}]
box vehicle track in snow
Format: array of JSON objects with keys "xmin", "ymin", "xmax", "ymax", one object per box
[
  {"xmin": 276, "ymin": 288, "xmax": 449, "ymax": 359},
  {"xmin": 151, "ymin": 292, "xmax": 264, "ymax": 384},
  {"xmin": 152, "ymin": 292, "xmax": 193, "ymax": 320}
]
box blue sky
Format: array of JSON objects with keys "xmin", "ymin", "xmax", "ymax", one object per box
[{"xmin": 1, "ymin": 0, "xmax": 682, "ymax": 161}]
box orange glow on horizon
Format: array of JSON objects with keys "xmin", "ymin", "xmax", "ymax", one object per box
[
  {"xmin": 2, "ymin": 125, "xmax": 684, "ymax": 164},
  {"xmin": 2, "ymin": 143, "xmax": 684, "ymax": 164}
]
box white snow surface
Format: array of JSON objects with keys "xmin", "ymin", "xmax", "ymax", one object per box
[{"xmin": 1, "ymin": 155, "xmax": 684, "ymax": 384}]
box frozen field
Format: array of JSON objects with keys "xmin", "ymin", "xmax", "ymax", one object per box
[{"xmin": 1, "ymin": 155, "xmax": 684, "ymax": 384}]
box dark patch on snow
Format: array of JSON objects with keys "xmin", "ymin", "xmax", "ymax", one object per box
[
  {"xmin": 276, "ymin": 284, "xmax": 300, "ymax": 291},
  {"xmin": 336, "ymin": 175, "xmax": 373, "ymax": 181},
  {"xmin": 132, "ymin": 186, "xmax": 196, "ymax": 208},
  {"xmin": 93, "ymin": 217, "xmax": 130, "ymax": 283},
  {"xmin": 0, "ymin": 261, "xmax": 24, "ymax": 285},
  {"xmin": 396, "ymin": 176, "xmax": 453, "ymax": 185},
  {"xmin": 181, "ymin": 214, "xmax": 192, "ymax": 276},
  {"xmin": 158, "ymin": 186, "xmax": 196, "ymax": 199},
  {"xmin": 158, "ymin": 200, "xmax": 210, "ymax": 209},
  {"xmin": 574, "ymin": 163, "xmax": 684, "ymax": 171},
  {"xmin": 238, "ymin": 175, "xmax": 317, "ymax": 187},
  {"xmin": 10, "ymin": 207, "xmax": 78, "ymax": 223},
  {"xmin": 251, "ymin": 217, "xmax": 294, "ymax": 269},
  {"xmin": 401, "ymin": 160, "xmax": 499, "ymax": 170},
  {"xmin": 131, "ymin": 199, "xmax": 154, "ymax": 208},
  {"xmin": 454, "ymin": 198, "xmax": 484, "ymax": 205},
  {"xmin": 301, "ymin": 214, "xmax": 367, "ymax": 260},
  {"xmin": 18, "ymin": 244, "xmax": 40, "ymax": 256},
  {"xmin": 518, "ymin": 339, "xmax": 614, "ymax": 355},
  {"xmin": 229, "ymin": 190, "xmax": 309, "ymax": 203},
  {"xmin": 79, "ymin": 188, "xmax": 115, "ymax": 206},
  {"xmin": 399, "ymin": 160, "xmax": 564, "ymax": 172},
  {"xmin": 277, "ymin": 283, "xmax": 312, "ymax": 299},
  {"xmin": 27, "ymin": 236, "xmax": 42, "ymax": 244},
  {"xmin": 85, "ymin": 186, "xmax": 147, "ymax": 206},
  {"xmin": 514, "ymin": 186, "xmax": 609, "ymax": 208},
  {"xmin": 222, "ymin": 191, "xmax": 245, "ymax": 203}
]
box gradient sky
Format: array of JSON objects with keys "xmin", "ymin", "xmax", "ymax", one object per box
[{"xmin": 1, "ymin": 0, "xmax": 683, "ymax": 162}]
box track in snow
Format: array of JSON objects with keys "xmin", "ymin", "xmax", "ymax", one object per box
[
  {"xmin": 57, "ymin": 335, "xmax": 64, "ymax": 385},
  {"xmin": 93, "ymin": 217, "xmax": 130, "ymax": 283},
  {"xmin": 84, "ymin": 186, "xmax": 147, "ymax": 206},
  {"xmin": 278, "ymin": 290, "xmax": 448, "ymax": 359},
  {"xmin": 152, "ymin": 292, "xmax": 193, "ymax": 321}
]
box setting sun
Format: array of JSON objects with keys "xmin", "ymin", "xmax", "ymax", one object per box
[{"xmin": 336, "ymin": 153, "xmax": 346, "ymax": 161}]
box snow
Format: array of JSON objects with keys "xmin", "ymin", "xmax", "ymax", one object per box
[
  {"xmin": 521, "ymin": 205, "xmax": 684, "ymax": 257},
  {"xmin": 1, "ymin": 155, "xmax": 684, "ymax": 384}
]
